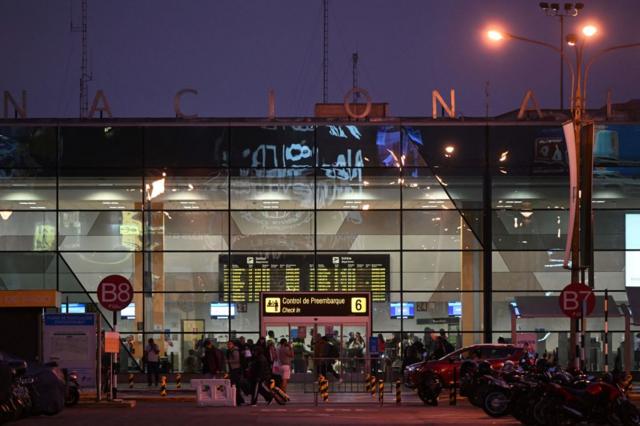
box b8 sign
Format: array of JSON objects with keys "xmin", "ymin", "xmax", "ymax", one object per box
[{"xmin": 97, "ymin": 275, "xmax": 133, "ymax": 311}]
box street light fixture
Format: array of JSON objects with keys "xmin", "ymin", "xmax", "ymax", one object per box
[
  {"xmin": 485, "ymin": 22, "xmax": 640, "ymax": 369},
  {"xmin": 539, "ymin": 2, "xmax": 585, "ymax": 110}
]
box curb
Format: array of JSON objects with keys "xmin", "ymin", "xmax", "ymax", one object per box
[{"xmin": 77, "ymin": 400, "xmax": 137, "ymax": 409}]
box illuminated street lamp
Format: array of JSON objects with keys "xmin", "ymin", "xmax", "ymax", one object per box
[{"xmin": 486, "ymin": 23, "xmax": 640, "ymax": 368}]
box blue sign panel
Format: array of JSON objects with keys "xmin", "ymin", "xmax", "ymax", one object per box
[{"xmin": 44, "ymin": 314, "xmax": 95, "ymax": 326}]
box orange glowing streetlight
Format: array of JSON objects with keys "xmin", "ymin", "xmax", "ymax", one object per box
[
  {"xmin": 487, "ymin": 30, "xmax": 504, "ymax": 41},
  {"xmin": 581, "ymin": 24, "xmax": 597, "ymax": 37}
]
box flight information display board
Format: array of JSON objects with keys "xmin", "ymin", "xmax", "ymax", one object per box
[{"xmin": 220, "ymin": 254, "xmax": 389, "ymax": 302}]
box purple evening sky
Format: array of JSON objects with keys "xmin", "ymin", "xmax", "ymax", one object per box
[{"xmin": 1, "ymin": 0, "xmax": 640, "ymax": 118}]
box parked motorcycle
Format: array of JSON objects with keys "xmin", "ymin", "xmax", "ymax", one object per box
[
  {"xmin": 0, "ymin": 360, "xmax": 32, "ymax": 424},
  {"xmin": 63, "ymin": 369, "xmax": 80, "ymax": 407}
]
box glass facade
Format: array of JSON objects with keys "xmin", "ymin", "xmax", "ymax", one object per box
[{"xmin": 1, "ymin": 122, "xmax": 638, "ymax": 372}]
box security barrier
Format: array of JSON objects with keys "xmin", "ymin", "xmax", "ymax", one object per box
[
  {"xmin": 365, "ymin": 373, "xmax": 371, "ymax": 393},
  {"xmin": 191, "ymin": 379, "xmax": 236, "ymax": 407},
  {"xmin": 175, "ymin": 373, "xmax": 182, "ymax": 389},
  {"xmin": 128, "ymin": 373, "xmax": 134, "ymax": 389},
  {"xmin": 160, "ymin": 375, "xmax": 168, "ymax": 397},
  {"xmin": 395, "ymin": 379, "xmax": 401, "ymax": 405},
  {"xmin": 378, "ymin": 379, "xmax": 384, "ymax": 406}
]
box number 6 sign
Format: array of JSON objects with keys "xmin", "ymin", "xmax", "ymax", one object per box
[{"xmin": 97, "ymin": 275, "xmax": 133, "ymax": 311}]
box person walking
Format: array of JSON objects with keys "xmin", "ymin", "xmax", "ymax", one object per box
[
  {"xmin": 249, "ymin": 345, "xmax": 273, "ymax": 406},
  {"xmin": 277, "ymin": 339, "xmax": 293, "ymax": 392},
  {"xmin": 144, "ymin": 338, "xmax": 160, "ymax": 387},
  {"xmin": 226, "ymin": 340, "xmax": 245, "ymax": 406}
]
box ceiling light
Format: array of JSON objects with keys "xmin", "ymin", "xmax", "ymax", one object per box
[
  {"xmin": 520, "ymin": 211, "xmax": 534, "ymax": 218},
  {"xmin": 361, "ymin": 204, "xmax": 370, "ymax": 210},
  {"xmin": 147, "ymin": 178, "xmax": 165, "ymax": 201},
  {"xmin": 0, "ymin": 211, "xmax": 12, "ymax": 220}
]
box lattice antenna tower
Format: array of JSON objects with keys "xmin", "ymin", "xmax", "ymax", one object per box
[
  {"xmin": 322, "ymin": 0, "xmax": 329, "ymax": 103},
  {"xmin": 71, "ymin": 0, "xmax": 92, "ymax": 118}
]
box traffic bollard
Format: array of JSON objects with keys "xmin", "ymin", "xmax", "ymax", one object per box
[
  {"xmin": 449, "ymin": 367, "xmax": 457, "ymax": 406},
  {"xmin": 128, "ymin": 373, "xmax": 134, "ymax": 389},
  {"xmin": 175, "ymin": 373, "xmax": 181, "ymax": 389},
  {"xmin": 378, "ymin": 379, "xmax": 384, "ymax": 406},
  {"xmin": 395, "ymin": 379, "xmax": 401, "ymax": 405},
  {"xmin": 365, "ymin": 373, "xmax": 371, "ymax": 393},
  {"xmin": 370, "ymin": 375, "xmax": 376, "ymax": 398},
  {"xmin": 319, "ymin": 375, "xmax": 329, "ymax": 402},
  {"xmin": 160, "ymin": 375, "xmax": 167, "ymax": 397}
]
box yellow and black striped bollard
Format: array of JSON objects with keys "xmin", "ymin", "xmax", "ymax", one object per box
[
  {"xmin": 378, "ymin": 379, "xmax": 384, "ymax": 406},
  {"xmin": 395, "ymin": 379, "xmax": 401, "ymax": 405},
  {"xmin": 365, "ymin": 374, "xmax": 371, "ymax": 393},
  {"xmin": 175, "ymin": 373, "xmax": 181, "ymax": 389},
  {"xmin": 128, "ymin": 373, "xmax": 134, "ymax": 389},
  {"xmin": 319, "ymin": 375, "xmax": 329, "ymax": 402},
  {"xmin": 160, "ymin": 375, "xmax": 167, "ymax": 397},
  {"xmin": 369, "ymin": 375, "xmax": 376, "ymax": 398}
]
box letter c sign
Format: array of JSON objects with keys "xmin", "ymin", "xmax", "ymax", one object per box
[{"xmin": 97, "ymin": 275, "xmax": 133, "ymax": 311}]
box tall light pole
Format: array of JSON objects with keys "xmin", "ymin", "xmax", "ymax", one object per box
[
  {"xmin": 539, "ymin": 2, "xmax": 584, "ymax": 111},
  {"xmin": 486, "ymin": 25, "xmax": 640, "ymax": 369}
]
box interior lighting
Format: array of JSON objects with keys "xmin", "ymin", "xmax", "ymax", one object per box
[
  {"xmin": 0, "ymin": 211, "xmax": 12, "ymax": 220},
  {"xmin": 147, "ymin": 177, "xmax": 166, "ymax": 201},
  {"xmin": 499, "ymin": 151, "xmax": 509, "ymax": 162},
  {"xmin": 361, "ymin": 204, "xmax": 370, "ymax": 210},
  {"xmin": 520, "ymin": 211, "xmax": 534, "ymax": 219}
]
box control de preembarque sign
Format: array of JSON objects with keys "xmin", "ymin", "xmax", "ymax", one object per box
[{"xmin": 261, "ymin": 292, "xmax": 370, "ymax": 317}]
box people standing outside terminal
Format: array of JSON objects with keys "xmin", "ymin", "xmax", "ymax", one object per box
[
  {"xmin": 313, "ymin": 333, "xmax": 327, "ymax": 377},
  {"xmin": 144, "ymin": 338, "xmax": 160, "ymax": 387},
  {"xmin": 226, "ymin": 340, "xmax": 245, "ymax": 406},
  {"xmin": 431, "ymin": 329, "xmax": 454, "ymax": 360},
  {"xmin": 204, "ymin": 339, "xmax": 224, "ymax": 377},
  {"xmin": 277, "ymin": 339, "xmax": 293, "ymax": 392}
]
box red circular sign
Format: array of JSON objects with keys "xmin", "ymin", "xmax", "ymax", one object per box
[
  {"xmin": 559, "ymin": 283, "xmax": 595, "ymax": 318},
  {"xmin": 97, "ymin": 275, "xmax": 133, "ymax": 311}
]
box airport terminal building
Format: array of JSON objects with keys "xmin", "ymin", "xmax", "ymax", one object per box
[{"xmin": 0, "ymin": 119, "xmax": 638, "ymax": 373}]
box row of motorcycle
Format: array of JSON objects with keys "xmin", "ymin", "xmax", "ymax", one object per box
[
  {"xmin": 458, "ymin": 359, "xmax": 640, "ymax": 425},
  {"xmin": 0, "ymin": 354, "xmax": 79, "ymax": 424}
]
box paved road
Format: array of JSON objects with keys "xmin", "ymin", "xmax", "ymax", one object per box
[{"xmin": 14, "ymin": 401, "xmax": 520, "ymax": 426}]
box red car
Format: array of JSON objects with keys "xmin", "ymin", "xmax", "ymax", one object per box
[{"xmin": 404, "ymin": 344, "xmax": 525, "ymax": 404}]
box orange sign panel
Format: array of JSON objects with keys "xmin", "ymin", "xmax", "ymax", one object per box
[{"xmin": 0, "ymin": 290, "xmax": 60, "ymax": 308}]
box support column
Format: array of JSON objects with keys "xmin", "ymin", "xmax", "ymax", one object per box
[{"xmin": 461, "ymin": 218, "xmax": 483, "ymax": 346}]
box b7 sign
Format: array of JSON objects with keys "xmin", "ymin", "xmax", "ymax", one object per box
[{"xmin": 559, "ymin": 283, "xmax": 595, "ymax": 318}]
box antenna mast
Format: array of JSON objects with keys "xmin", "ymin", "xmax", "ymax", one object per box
[
  {"xmin": 352, "ymin": 52, "xmax": 359, "ymax": 102},
  {"xmin": 322, "ymin": 0, "xmax": 328, "ymax": 103},
  {"xmin": 71, "ymin": 0, "xmax": 91, "ymax": 118}
]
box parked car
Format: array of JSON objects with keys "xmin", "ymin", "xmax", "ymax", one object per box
[{"xmin": 403, "ymin": 344, "xmax": 525, "ymax": 404}]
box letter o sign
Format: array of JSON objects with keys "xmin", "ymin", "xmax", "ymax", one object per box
[
  {"xmin": 559, "ymin": 282, "xmax": 595, "ymax": 318},
  {"xmin": 97, "ymin": 275, "xmax": 133, "ymax": 311}
]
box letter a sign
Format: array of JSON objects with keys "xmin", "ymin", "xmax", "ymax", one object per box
[
  {"xmin": 559, "ymin": 282, "xmax": 595, "ymax": 318},
  {"xmin": 97, "ymin": 275, "xmax": 133, "ymax": 311}
]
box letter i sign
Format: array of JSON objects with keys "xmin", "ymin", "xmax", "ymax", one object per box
[
  {"xmin": 97, "ymin": 275, "xmax": 134, "ymax": 311},
  {"xmin": 559, "ymin": 282, "xmax": 595, "ymax": 318}
]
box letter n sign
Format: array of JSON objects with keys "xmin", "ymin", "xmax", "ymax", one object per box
[
  {"xmin": 97, "ymin": 275, "xmax": 133, "ymax": 311},
  {"xmin": 559, "ymin": 282, "xmax": 595, "ymax": 318}
]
